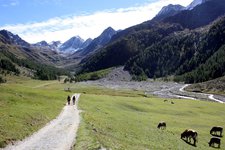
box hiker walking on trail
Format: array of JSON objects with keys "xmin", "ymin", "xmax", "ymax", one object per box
[
  {"xmin": 67, "ymin": 95, "xmax": 71, "ymax": 105},
  {"xmin": 72, "ymin": 96, "xmax": 76, "ymax": 105}
]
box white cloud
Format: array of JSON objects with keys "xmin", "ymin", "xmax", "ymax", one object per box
[
  {"xmin": 0, "ymin": 0, "xmax": 193, "ymax": 43},
  {"xmin": 32, "ymin": 0, "xmax": 63, "ymax": 6},
  {"xmin": 1, "ymin": 0, "xmax": 19, "ymax": 7}
]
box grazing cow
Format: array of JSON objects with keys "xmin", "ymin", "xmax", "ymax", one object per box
[
  {"xmin": 157, "ymin": 121, "xmax": 166, "ymax": 129},
  {"xmin": 209, "ymin": 137, "xmax": 221, "ymax": 148},
  {"xmin": 181, "ymin": 129, "xmax": 198, "ymax": 146},
  {"xmin": 210, "ymin": 126, "xmax": 223, "ymax": 137}
]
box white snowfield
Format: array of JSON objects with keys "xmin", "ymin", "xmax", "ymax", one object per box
[{"xmin": 3, "ymin": 94, "xmax": 81, "ymax": 150}]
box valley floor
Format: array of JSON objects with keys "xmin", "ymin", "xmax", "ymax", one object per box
[
  {"xmin": 1, "ymin": 76, "xmax": 225, "ymax": 150},
  {"xmin": 79, "ymin": 80, "xmax": 225, "ymax": 103}
]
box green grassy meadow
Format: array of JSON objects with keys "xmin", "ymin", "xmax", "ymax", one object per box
[
  {"xmin": 0, "ymin": 76, "xmax": 142, "ymax": 148},
  {"xmin": 0, "ymin": 76, "xmax": 71, "ymax": 147},
  {"xmin": 1, "ymin": 76, "xmax": 225, "ymax": 149},
  {"xmin": 74, "ymin": 94, "xmax": 225, "ymax": 150}
]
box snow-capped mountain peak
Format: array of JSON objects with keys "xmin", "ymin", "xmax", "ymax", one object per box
[
  {"xmin": 186, "ymin": 0, "xmax": 208, "ymax": 10},
  {"xmin": 49, "ymin": 41, "xmax": 62, "ymax": 48},
  {"xmin": 74, "ymin": 27, "xmax": 117, "ymax": 56},
  {"xmin": 59, "ymin": 36, "xmax": 84, "ymax": 52}
]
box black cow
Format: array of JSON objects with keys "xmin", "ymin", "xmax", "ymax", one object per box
[
  {"xmin": 209, "ymin": 137, "xmax": 221, "ymax": 148},
  {"xmin": 210, "ymin": 126, "xmax": 223, "ymax": 137},
  {"xmin": 157, "ymin": 121, "xmax": 166, "ymax": 129},
  {"xmin": 181, "ymin": 129, "xmax": 198, "ymax": 146}
]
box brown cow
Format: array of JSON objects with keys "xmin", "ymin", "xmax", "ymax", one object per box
[
  {"xmin": 157, "ymin": 121, "xmax": 166, "ymax": 129},
  {"xmin": 209, "ymin": 137, "xmax": 221, "ymax": 148},
  {"xmin": 210, "ymin": 126, "xmax": 223, "ymax": 137},
  {"xmin": 181, "ymin": 129, "xmax": 198, "ymax": 146}
]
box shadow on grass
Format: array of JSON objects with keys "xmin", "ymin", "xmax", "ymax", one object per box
[
  {"xmin": 210, "ymin": 133, "xmax": 223, "ymax": 138},
  {"xmin": 182, "ymin": 139, "xmax": 197, "ymax": 147},
  {"xmin": 209, "ymin": 145, "xmax": 221, "ymax": 149}
]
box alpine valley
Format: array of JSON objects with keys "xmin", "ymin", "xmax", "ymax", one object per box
[{"xmin": 1, "ymin": 0, "xmax": 225, "ymax": 149}]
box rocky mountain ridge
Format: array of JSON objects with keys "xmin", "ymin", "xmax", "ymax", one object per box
[
  {"xmin": 0, "ymin": 30, "xmax": 30, "ymax": 47},
  {"xmin": 79, "ymin": 0, "xmax": 225, "ymax": 83},
  {"xmin": 73, "ymin": 27, "xmax": 117, "ymax": 57}
]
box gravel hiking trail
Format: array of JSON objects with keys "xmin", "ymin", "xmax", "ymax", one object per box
[{"xmin": 2, "ymin": 94, "xmax": 81, "ymax": 150}]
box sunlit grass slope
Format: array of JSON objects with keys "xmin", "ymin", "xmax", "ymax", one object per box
[
  {"xmin": 0, "ymin": 75, "xmax": 143, "ymax": 148},
  {"xmin": 75, "ymin": 94, "xmax": 225, "ymax": 150},
  {"xmin": 0, "ymin": 76, "xmax": 70, "ymax": 147},
  {"xmin": 1, "ymin": 75, "xmax": 225, "ymax": 150}
]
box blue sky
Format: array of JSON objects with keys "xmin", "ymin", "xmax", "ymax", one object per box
[
  {"xmin": 0, "ymin": 0, "xmax": 153, "ymax": 25},
  {"xmin": 0, "ymin": 0, "xmax": 193, "ymax": 43}
]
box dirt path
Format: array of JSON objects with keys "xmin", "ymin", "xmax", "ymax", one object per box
[{"xmin": 2, "ymin": 94, "xmax": 81, "ymax": 150}]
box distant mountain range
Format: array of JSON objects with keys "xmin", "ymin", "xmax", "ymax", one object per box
[
  {"xmin": 0, "ymin": 25, "xmax": 117, "ymax": 72},
  {"xmin": 33, "ymin": 40, "xmax": 61, "ymax": 51},
  {"xmin": 73, "ymin": 27, "xmax": 117, "ymax": 57},
  {"xmin": 0, "ymin": 30, "xmax": 66, "ymax": 66},
  {"xmin": 32, "ymin": 26, "xmax": 117, "ymax": 57},
  {"xmin": 58, "ymin": 36, "xmax": 91, "ymax": 53},
  {"xmin": 0, "ymin": 30, "xmax": 30, "ymax": 47},
  {"xmin": 0, "ymin": 30, "xmax": 67, "ymax": 80}
]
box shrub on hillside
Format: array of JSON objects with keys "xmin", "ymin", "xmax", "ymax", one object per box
[
  {"xmin": 74, "ymin": 68, "xmax": 112, "ymax": 82},
  {"xmin": 0, "ymin": 59, "xmax": 20, "ymax": 75},
  {"xmin": 0, "ymin": 76, "xmax": 6, "ymax": 83}
]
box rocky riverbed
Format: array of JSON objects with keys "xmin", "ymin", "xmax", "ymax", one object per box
[{"xmin": 78, "ymin": 67, "xmax": 225, "ymax": 103}]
